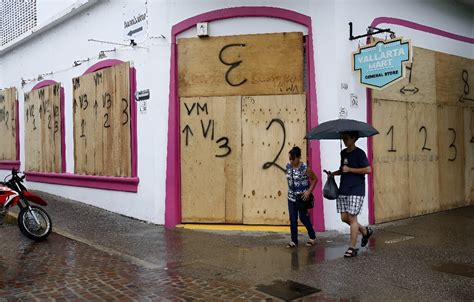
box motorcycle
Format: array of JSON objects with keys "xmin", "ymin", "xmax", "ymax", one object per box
[{"xmin": 0, "ymin": 169, "xmax": 52, "ymax": 240}]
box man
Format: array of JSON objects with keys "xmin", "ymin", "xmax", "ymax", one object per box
[{"xmin": 328, "ymin": 131, "xmax": 373, "ymax": 258}]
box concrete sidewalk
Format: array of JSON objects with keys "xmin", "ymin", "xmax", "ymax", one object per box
[{"xmin": 8, "ymin": 191, "xmax": 474, "ymax": 301}]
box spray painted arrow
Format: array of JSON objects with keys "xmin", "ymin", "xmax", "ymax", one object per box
[
  {"xmin": 127, "ymin": 26, "xmax": 143, "ymax": 36},
  {"xmin": 182, "ymin": 125, "xmax": 193, "ymax": 146}
]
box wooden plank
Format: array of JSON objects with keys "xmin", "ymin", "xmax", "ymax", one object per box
[
  {"xmin": 114, "ymin": 62, "xmax": 131, "ymax": 177},
  {"xmin": 178, "ymin": 32, "xmax": 304, "ymax": 97},
  {"xmin": 51, "ymin": 83, "xmax": 62, "ymax": 172},
  {"xmin": 180, "ymin": 96, "xmax": 241, "ymax": 223},
  {"xmin": 372, "ymin": 99, "xmax": 409, "ymax": 223},
  {"xmin": 407, "ymin": 103, "xmax": 439, "ymax": 216},
  {"xmin": 0, "ymin": 88, "xmax": 17, "ymax": 161},
  {"xmin": 94, "ymin": 67, "xmax": 106, "ymax": 176},
  {"xmin": 24, "ymin": 91, "xmax": 35, "ymax": 171},
  {"xmin": 436, "ymin": 53, "xmax": 474, "ymax": 105},
  {"xmin": 467, "ymin": 108, "xmax": 474, "ymax": 204},
  {"xmin": 372, "ymin": 47, "xmax": 436, "ymax": 104},
  {"xmin": 437, "ymin": 105, "xmax": 466, "ymax": 209},
  {"xmin": 222, "ymin": 97, "xmax": 243, "ymax": 224},
  {"xmin": 242, "ymin": 94, "xmax": 307, "ymax": 225},
  {"xmin": 73, "ymin": 71, "xmax": 96, "ymax": 175}
]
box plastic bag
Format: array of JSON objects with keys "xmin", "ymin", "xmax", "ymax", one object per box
[{"xmin": 323, "ymin": 173, "xmax": 339, "ymax": 200}]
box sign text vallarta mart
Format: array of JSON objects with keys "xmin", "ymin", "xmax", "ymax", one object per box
[{"xmin": 353, "ymin": 38, "xmax": 412, "ymax": 90}]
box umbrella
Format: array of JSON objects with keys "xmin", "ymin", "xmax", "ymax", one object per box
[{"xmin": 306, "ymin": 118, "xmax": 379, "ymax": 140}]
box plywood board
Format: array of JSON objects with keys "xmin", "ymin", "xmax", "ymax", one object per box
[
  {"xmin": 407, "ymin": 103, "xmax": 439, "ymax": 216},
  {"xmin": 24, "ymin": 84, "xmax": 62, "ymax": 173},
  {"xmin": 180, "ymin": 96, "xmax": 242, "ymax": 223},
  {"xmin": 436, "ymin": 53, "xmax": 474, "ymax": 105},
  {"xmin": 242, "ymin": 94, "xmax": 307, "ymax": 225},
  {"xmin": 72, "ymin": 62, "xmax": 131, "ymax": 177},
  {"xmin": 178, "ymin": 32, "xmax": 304, "ymax": 97},
  {"xmin": 0, "ymin": 88, "xmax": 17, "ymax": 161},
  {"xmin": 372, "ymin": 99, "xmax": 409, "ymax": 223},
  {"xmin": 115, "ymin": 62, "xmax": 132, "ymax": 177},
  {"xmin": 467, "ymin": 108, "xmax": 474, "ymax": 204},
  {"xmin": 437, "ymin": 105, "xmax": 466, "ymax": 209},
  {"xmin": 372, "ymin": 47, "xmax": 436, "ymax": 104}
]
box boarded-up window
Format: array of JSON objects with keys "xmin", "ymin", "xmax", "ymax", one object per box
[
  {"xmin": 24, "ymin": 83, "xmax": 62, "ymax": 172},
  {"xmin": 0, "ymin": 88, "xmax": 17, "ymax": 161},
  {"xmin": 72, "ymin": 62, "xmax": 131, "ymax": 177}
]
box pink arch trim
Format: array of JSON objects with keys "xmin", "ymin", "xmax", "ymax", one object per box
[
  {"xmin": 165, "ymin": 6, "xmax": 324, "ymax": 230},
  {"xmin": 366, "ymin": 17, "xmax": 474, "ymax": 224}
]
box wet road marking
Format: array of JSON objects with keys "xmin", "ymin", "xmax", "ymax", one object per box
[{"xmin": 385, "ymin": 236, "xmax": 414, "ymax": 244}]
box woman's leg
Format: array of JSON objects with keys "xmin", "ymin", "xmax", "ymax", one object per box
[
  {"xmin": 298, "ymin": 208, "xmax": 316, "ymax": 240},
  {"xmin": 288, "ymin": 200, "xmax": 299, "ymax": 244}
]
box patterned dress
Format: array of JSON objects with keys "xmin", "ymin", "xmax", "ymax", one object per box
[{"xmin": 286, "ymin": 162, "xmax": 309, "ymax": 202}]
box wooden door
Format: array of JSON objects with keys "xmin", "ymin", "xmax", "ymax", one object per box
[
  {"xmin": 372, "ymin": 99, "xmax": 409, "ymax": 223},
  {"xmin": 242, "ymin": 95, "xmax": 307, "ymax": 225},
  {"xmin": 178, "ymin": 32, "xmax": 305, "ymax": 224},
  {"xmin": 180, "ymin": 97, "xmax": 242, "ymax": 223}
]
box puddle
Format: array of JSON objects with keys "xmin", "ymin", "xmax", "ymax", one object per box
[{"xmin": 432, "ymin": 262, "xmax": 474, "ymax": 278}]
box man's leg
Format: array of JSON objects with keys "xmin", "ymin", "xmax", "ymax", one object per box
[
  {"xmin": 348, "ymin": 214, "xmax": 360, "ymax": 248},
  {"xmin": 340, "ymin": 212, "xmax": 350, "ymax": 225}
]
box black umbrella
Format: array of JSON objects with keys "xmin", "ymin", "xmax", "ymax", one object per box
[{"xmin": 306, "ymin": 118, "xmax": 379, "ymax": 140}]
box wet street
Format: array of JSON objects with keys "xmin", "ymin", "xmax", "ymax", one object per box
[{"xmin": 0, "ymin": 195, "xmax": 473, "ymax": 301}]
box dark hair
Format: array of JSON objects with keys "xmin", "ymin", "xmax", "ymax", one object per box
[
  {"xmin": 343, "ymin": 131, "xmax": 359, "ymax": 141},
  {"xmin": 289, "ymin": 146, "xmax": 301, "ymax": 159}
]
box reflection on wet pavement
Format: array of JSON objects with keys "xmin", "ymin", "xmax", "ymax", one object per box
[{"xmin": 1, "ymin": 206, "xmax": 473, "ymax": 300}]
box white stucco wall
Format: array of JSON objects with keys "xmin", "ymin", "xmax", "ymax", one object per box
[{"xmin": 0, "ymin": 0, "xmax": 472, "ymax": 231}]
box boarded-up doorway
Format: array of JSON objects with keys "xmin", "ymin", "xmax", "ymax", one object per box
[
  {"xmin": 371, "ymin": 47, "xmax": 474, "ymax": 223},
  {"xmin": 178, "ymin": 32, "xmax": 307, "ymax": 224}
]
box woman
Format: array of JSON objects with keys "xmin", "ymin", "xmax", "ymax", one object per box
[
  {"xmin": 328, "ymin": 131, "xmax": 373, "ymax": 258},
  {"xmin": 285, "ymin": 146, "xmax": 318, "ymax": 248}
]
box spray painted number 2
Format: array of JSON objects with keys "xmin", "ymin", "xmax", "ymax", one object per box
[
  {"xmin": 418, "ymin": 126, "xmax": 431, "ymax": 151},
  {"xmin": 262, "ymin": 118, "xmax": 286, "ymax": 173}
]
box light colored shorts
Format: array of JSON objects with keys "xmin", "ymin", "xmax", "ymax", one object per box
[{"xmin": 336, "ymin": 195, "xmax": 364, "ymax": 215}]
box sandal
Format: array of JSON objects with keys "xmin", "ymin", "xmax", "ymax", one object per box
[
  {"xmin": 286, "ymin": 242, "xmax": 297, "ymax": 248},
  {"xmin": 344, "ymin": 247, "xmax": 358, "ymax": 258},
  {"xmin": 306, "ymin": 239, "xmax": 316, "ymax": 246},
  {"xmin": 361, "ymin": 227, "xmax": 373, "ymax": 247}
]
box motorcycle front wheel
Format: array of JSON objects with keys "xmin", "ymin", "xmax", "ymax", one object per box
[{"xmin": 18, "ymin": 205, "xmax": 52, "ymax": 241}]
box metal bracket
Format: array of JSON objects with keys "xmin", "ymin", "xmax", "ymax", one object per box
[{"xmin": 349, "ymin": 22, "xmax": 395, "ymax": 41}]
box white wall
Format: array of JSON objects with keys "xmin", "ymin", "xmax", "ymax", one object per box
[{"xmin": 0, "ymin": 0, "xmax": 472, "ymax": 230}]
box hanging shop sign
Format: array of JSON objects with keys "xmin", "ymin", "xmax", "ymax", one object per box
[{"xmin": 353, "ymin": 38, "xmax": 412, "ymax": 90}]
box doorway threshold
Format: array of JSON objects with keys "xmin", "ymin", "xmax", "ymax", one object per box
[{"xmin": 177, "ymin": 224, "xmax": 306, "ymax": 233}]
